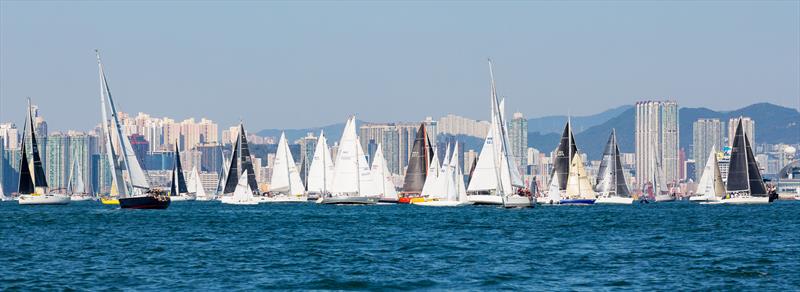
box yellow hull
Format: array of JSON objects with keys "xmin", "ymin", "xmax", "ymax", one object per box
[
  {"xmin": 409, "ymin": 197, "xmax": 427, "ymax": 203},
  {"xmin": 101, "ymin": 197, "xmax": 119, "ymax": 205}
]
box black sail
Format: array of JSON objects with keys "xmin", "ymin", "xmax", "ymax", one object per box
[
  {"xmin": 613, "ymin": 144, "xmax": 631, "ymax": 197},
  {"xmin": 402, "ymin": 124, "xmax": 430, "ymax": 194},
  {"xmin": 467, "ymin": 157, "xmax": 478, "ymax": 185},
  {"xmin": 222, "ymin": 135, "xmax": 240, "ymax": 194},
  {"xmin": 238, "ymin": 125, "xmax": 259, "ymax": 193},
  {"xmin": 171, "ymin": 144, "xmax": 188, "ymax": 194},
  {"xmin": 595, "ymin": 132, "xmax": 615, "ymax": 188},
  {"xmin": 726, "ymin": 121, "xmax": 750, "ymax": 193},
  {"xmin": 553, "ymin": 122, "xmax": 578, "ymax": 190},
  {"xmin": 744, "ymin": 133, "xmax": 767, "ymax": 196},
  {"xmin": 18, "ymin": 138, "xmax": 34, "ymax": 194},
  {"xmin": 594, "ymin": 130, "xmax": 631, "ymax": 197},
  {"xmin": 28, "ymin": 113, "xmax": 47, "ymax": 188}
]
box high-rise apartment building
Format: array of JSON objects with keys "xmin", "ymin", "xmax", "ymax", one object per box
[
  {"xmin": 45, "ymin": 132, "xmax": 70, "ymax": 189},
  {"xmin": 692, "ymin": 118, "xmax": 724, "ymax": 180},
  {"xmin": 728, "ymin": 117, "xmax": 755, "ymax": 147},
  {"xmin": 437, "ymin": 114, "xmax": 490, "ymax": 138},
  {"xmin": 635, "ymin": 100, "xmax": 680, "ymax": 186},
  {"xmin": 507, "ymin": 112, "xmax": 528, "ymax": 170}
]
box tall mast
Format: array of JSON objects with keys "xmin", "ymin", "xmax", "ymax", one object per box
[
  {"xmin": 353, "ymin": 117, "xmax": 361, "ymax": 195},
  {"xmin": 321, "ymin": 131, "xmax": 327, "ymax": 195},
  {"xmin": 488, "ymin": 59, "xmax": 505, "ymax": 198}
]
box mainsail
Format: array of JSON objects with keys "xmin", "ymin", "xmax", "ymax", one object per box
[
  {"xmin": 594, "ymin": 130, "xmax": 631, "ymax": 197},
  {"xmin": 307, "ymin": 131, "xmax": 334, "ymax": 194},
  {"xmin": 553, "ymin": 122, "xmax": 578, "ymax": 191},
  {"xmin": 238, "ymin": 124, "xmax": 259, "ymax": 193},
  {"xmin": 421, "ymin": 148, "xmax": 443, "ymax": 198},
  {"xmin": 222, "ymin": 134, "xmax": 240, "ymax": 194},
  {"xmin": 170, "ymin": 143, "xmax": 188, "ymax": 195},
  {"xmin": 450, "ymin": 143, "xmax": 468, "ymax": 202},
  {"xmin": 726, "ymin": 120, "xmax": 767, "ymax": 196},
  {"xmin": 270, "ymin": 132, "xmax": 305, "ymax": 195},
  {"xmin": 17, "ymin": 121, "xmax": 34, "ymax": 194},
  {"xmin": 695, "ymin": 145, "xmax": 725, "ymax": 198},
  {"xmin": 402, "ymin": 124, "xmax": 432, "ymax": 194},
  {"xmin": 371, "ymin": 143, "xmax": 398, "ymax": 200},
  {"xmin": 565, "ymin": 152, "xmax": 596, "ymax": 199},
  {"xmin": 27, "ymin": 100, "xmax": 48, "ymax": 189}
]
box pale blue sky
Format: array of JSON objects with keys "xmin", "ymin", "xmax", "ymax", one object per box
[{"xmin": 1, "ymin": 1, "xmax": 798, "ymax": 131}]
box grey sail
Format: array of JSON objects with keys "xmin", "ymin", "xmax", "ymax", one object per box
[
  {"xmin": 170, "ymin": 144, "xmax": 188, "ymax": 195},
  {"xmin": 17, "ymin": 126, "xmax": 34, "ymax": 194},
  {"xmin": 726, "ymin": 121, "xmax": 750, "ymax": 193},
  {"xmin": 222, "ymin": 134, "xmax": 240, "ymax": 194},
  {"xmin": 553, "ymin": 122, "xmax": 578, "ymax": 191},
  {"xmin": 594, "ymin": 130, "xmax": 630, "ymax": 197},
  {"xmin": 744, "ymin": 132, "xmax": 767, "ymax": 196},
  {"xmin": 401, "ymin": 124, "xmax": 433, "ymax": 194},
  {"xmin": 238, "ymin": 124, "xmax": 259, "ymax": 193}
]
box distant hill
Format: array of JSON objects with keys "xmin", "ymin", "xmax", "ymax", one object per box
[
  {"xmin": 527, "ymin": 105, "xmax": 632, "ymax": 134},
  {"xmin": 534, "ymin": 102, "xmax": 800, "ymax": 161}
]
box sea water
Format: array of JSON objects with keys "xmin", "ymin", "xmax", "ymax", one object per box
[{"xmin": 1, "ymin": 201, "xmax": 798, "ymax": 290}]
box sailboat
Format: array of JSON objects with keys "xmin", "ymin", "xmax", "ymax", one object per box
[
  {"xmin": 219, "ymin": 123, "xmax": 261, "ymax": 205},
  {"xmin": 18, "ymin": 98, "xmax": 70, "ymax": 205},
  {"xmin": 466, "ymin": 60, "xmax": 533, "ymax": 208},
  {"xmin": 371, "ymin": 143, "xmax": 399, "ymax": 203},
  {"xmin": 68, "ymin": 157, "xmax": 93, "ymax": 201},
  {"xmin": 169, "ymin": 143, "xmax": 194, "ymax": 201},
  {"xmin": 318, "ymin": 116, "xmax": 379, "ymax": 204},
  {"xmin": 306, "ymin": 130, "xmax": 334, "ymax": 201},
  {"xmin": 399, "ymin": 124, "xmax": 433, "ymax": 203},
  {"xmin": 189, "ymin": 167, "xmax": 213, "ymax": 201},
  {"xmin": 415, "ymin": 143, "xmax": 472, "ymax": 207},
  {"xmin": 594, "ymin": 130, "xmax": 633, "ymax": 204},
  {"xmin": 722, "ymin": 119, "xmax": 772, "ymax": 204},
  {"xmin": 96, "ymin": 51, "xmax": 169, "ymax": 209},
  {"xmin": 689, "ymin": 145, "xmax": 725, "ymax": 203},
  {"xmin": 220, "ymin": 170, "xmax": 259, "ymax": 205},
  {"xmin": 263, "ymin": 132, "xmax": 306, "ymax": 203},
  {"xmin": 420, "ymin": 147, "xmax": 444, "ymax": 200}
]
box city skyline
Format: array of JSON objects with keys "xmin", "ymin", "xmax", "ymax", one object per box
[{"xmin": 1, "ymin": 2, "xmax": 798, "ymax": 131}]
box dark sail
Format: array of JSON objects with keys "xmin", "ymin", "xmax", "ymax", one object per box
[
  {"xmin": 595, "ymin": 132, "xmax": 614, "ymax": 188},
  {"xmin": 594, "ymin": 130, "xmax": 631, "ymax": 197},
  {"xmin": 299, "ymin": 155, "xmax": 308, "ymax": 189},
  {"xmin": 744, "ymin": 133, "xmax": 767, "ymax": 196},
  {"xmin": 18, "ymin": 134, "xmax": 34, "ymax": 194},
  {"xmin": 553, "ymin": 122, "xmax": 578, "ymax": 190},
  {"xmin": 726, "ymin": 121, "xmax": 750, "ymax": 193},
  {"xmin": 171, "ymin": 144, "xmax": 188, "ymax": 195},
  {"xmin": 401, "ymin": 124, "xmax": 430, "ymax": 194},
  {"xmin": 28, "ymin": 110, "xmax": 47, "ymax": 188},
  {"xmin": 613, "ymin": 143, "xmax": 631, "ymax": 197},
  {"xmin": 467, "ymin": 157, "xmax": 478, "ymax": 185},
  {"xmin": 238, "ymin": 125, "xmax": 259, "ymax": 193},
  {"xmin": 222, "ymin": 134, "xmax": 240, "ymax": 194}
]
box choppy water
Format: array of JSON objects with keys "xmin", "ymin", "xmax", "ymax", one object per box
[{"xmin": 1, "ymin": 201, "xmax": 799, "ymax": 290}]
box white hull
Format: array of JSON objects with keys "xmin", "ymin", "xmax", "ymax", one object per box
[
  {"xmin": 595, "ymin": 196, "xmax": 634, "ymax": 205},
  {"xmin": 503, "ymin": 195, "xmax": 534, "ymax": 208},
  {"xmin": 413, "ymin": 200, "xmax": 473, "ymax": 207},
  {"xmin": 195, "ymin": 196, "xmax": 216, "ymax": 201},
  {"xmin": 258, "ymin": 194, "xmax": 307, "ymax": 203},
  {"xmin": 169, "ymin": 195, "xmax": 195, "ymax": 202},
  {"xmin": 69, "ymin": 194, "xmax": 94, "ymax": 201},
  {"xmin": 688, "ymin": 195, "xmax": 719, "ymax": 203},
  {"xmin": 466, "ymin": 194, "xmax": 503, "ymax": 205},
  {"xmin": 720, "ymin": 196, "xmax": 770, "ymax": 204},
  {"xmin": 18, "ymin": 194, "xmax": 71, "ymax": 205},
  {"xmin": 219, "ymin": 196, "xmax": 259, "ymax": 205},
  {"xmin": 317, "ymin": 196, "xmax": 378, "ymax": 205},
  {"xmin": 655, "ymin": 194, "xmax": 676, "ymax": 202}
]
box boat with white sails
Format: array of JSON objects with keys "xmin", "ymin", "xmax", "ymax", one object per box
[
  {"xmin": 220, "ymin": 170, "xmax": 259, "ymax": 205},
  {"xmin": 188, "ymin": 167, "xmax": 213, "ymax": 201},
  {"xmin": 594, "ymin": 130, "xmax": 633, "ymax": 205},
  {"xmin": 306, "ymin": 130, "xmax": 334, "ymax": 201},
  {"xmin": 67, "ymin": 154, "xmax": 94, "ymax": 201},
  {"xmin": 689, "ymin": 145, "xmax": 725, "ymax": 203},
  {"xmin": 540, "ymin": 121, "xmax": 596, "ymax": 205},
  {"xmin": 371, "ymin": 143, "xmax": 399, "ymax": 203},
  {"xmin": 414, "ymin": 143, "xmax": 472, "ymax": 207},
  {"xmin": 169, "ymin": 142, "xmax": 195, "ymax": 202},
  {"xmin": 466, "ymin": 60, "xmax": 533, "ymax": 208},
  {"xmin": 219, "ymin": 124, "xmax": 261, "ymax": 205},
  {"xmin": 318, "ymin": 116, "xmax": 379, "ymax": 205},
  {"xmin": 263, "ymin": 132, "xmax": 306, "ymax": 203},
  {"xmin": 17, "ymin": 98, "xmax": 70, "ymax": 205}
]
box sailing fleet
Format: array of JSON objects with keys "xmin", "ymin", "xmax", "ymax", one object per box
[{"xmin": 2, "ymin": 55, "xmax": 781, "ymax": 208}]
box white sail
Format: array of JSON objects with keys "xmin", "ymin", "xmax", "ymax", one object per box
[
  {"xmin": 356, "ymin": 136, "xmax": 380, "ymax": 196},
  {"xmin": 565, "ymin": 153, "xmax": 596, "ymax": 199},
  {"xmin": 440, "ymin": 144, "xmax": 454, "ymax": 200},
  {"xmin": 187, "ymin": 167, "xmax": 197, "ymax": 193},
  {"xmin": 451, "ymin": 144, "xmax": 468, "ymax": 202},
  {"xmin": 695, "ymin": 145, "xmax": 725, "ymax": 199},
  {"xmin": 421, "ymin": 148, "xmax": 443, "ymax": 198},
  {"xmin": 270, "ymin": 132, "xmax": 305, "ymax": 195},
  {"xmin": 188, "ymin": 167, "xmax": 209, "ymax": 199},
  {"xmin": 331, "ymin": 117, "xmax": 361, "ymax": 195},
  {"xmin": 547, "ymin": 173, "xmax": 561, "ymax": 202},
  {"xmin": 307, "ymin": 131, "xmax": 334, "ymax": 194},
  {"xmin": 467, "ymin": 112, "xmax": 499, "ymax": 193},
  {"xmin": 67, "ymin": 158, "xmax": 86, "ymax": 194},
  {"xmin": 97, "ymin": 53, "xmax": 126, "ymax": 197},
  {"xmin": 371, "ymin": 143, "xmax": 398, "ymax": 200},
  {"xmin": 233, "ymin": 170, "xmax": 255, "ymax": 200}
]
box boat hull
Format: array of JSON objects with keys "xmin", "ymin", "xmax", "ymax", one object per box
[
  {"xmin": 378, "ymin": 197, "xmax": 399, "ymax": 204},
  {"xmin": 595, "ymin": 196, "xmax": 634, "ymax": 205},
  {"xmin": 559, "ymin": 199, "xmax": 596, "ymax": 205},
  {"xmin": 318, "ymin": 196, "xmax": 378, "ymax": 205},
  {"xmin": 169, "ymin": 195, "xmax": 195, "ymax": 202},
  {"xmin": 720, "ymin": 196, "xmax": 770, "ymax": 204},
  {"xmin": 69, "ymin": 194, "xmax": 94, "ymax": 201},
  {"xmin": 219, "ymin": 196, "xmax": 259, "ymax": 205},
  {"xmin": 503, "ymin": 195, "xmax": 534, "ymax": 208},
  {"xmin": 466, "ymin": 194, "xmax": 503, "ymax": 205},
  {"xmin": 258, "ymin": 195, "xmax": 307, "ymax": 203},
  {"xmin": 100, "ymin": 197, "xmax": 120, "ymax": 205},
  {"xmin": 655, "ymin": 194, "xmax": 676, "ymax": 202},
  {"xmin": 688, "ymin": 195, "xmax": 718, "ymax": 203},
  {"xmin": 119, "ymin": 195, "xmax": 170, "ymax": 209},
  {"xmin": 412, "ymin": 200, "xmax": 473, "ymax": 207},
  {"xmin": 18, "ymin": 194, "xmax": 71, "ymax": 205}
]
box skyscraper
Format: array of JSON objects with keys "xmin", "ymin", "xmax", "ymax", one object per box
[
  {"xmin": 297, "ymin": 132, "xmax": 318, "ymax": 175},
  {"xmin": 635, "ymin": 100, "xmax": 680, "ymax": 187},
  {"xmin": 692, "ymin": 118, "xmax": 724, "ymax": 180},
  {"xmin": 728, "ymin": 117, "xmax": 755, "ymax": 147},
  {"xmin": 437, "ymin": 114, "xmax": 490, "ymax": 138},
  {"xmin": 67, "ymin": 131, "xmax": 97, "ymax": 193},
  {"xmin": 507, "ymin": 112, "xmax": 528, "ymax": 170},
  {"xmin": 45, "ymin": 132, "xmax": 70, "ymax": 189}
]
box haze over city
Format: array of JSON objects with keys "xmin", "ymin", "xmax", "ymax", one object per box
[{"xmin": 1, "ymin": 1, "xmax": 798, "ymax": 132}]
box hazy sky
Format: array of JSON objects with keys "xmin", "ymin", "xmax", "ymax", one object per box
[{"xmin": 1, "ymin": 1, "xmax": 798, "ymax": 132}]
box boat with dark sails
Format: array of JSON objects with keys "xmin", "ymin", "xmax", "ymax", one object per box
[
  {"xmin": 398, "ymin": 124, "xmax": 434, "ymax": 204},
  {"xmin": 722, "ymin": 119, "xmax": 774, "ymax": 204},
  {"xmin": 17, "ymin": 98, "xmax": 71, "ymax": 205}
]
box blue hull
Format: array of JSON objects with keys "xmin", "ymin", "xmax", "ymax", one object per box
[{"xmin": 559, "ymin": 199, "xmax": 595, "ymax": 205}]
